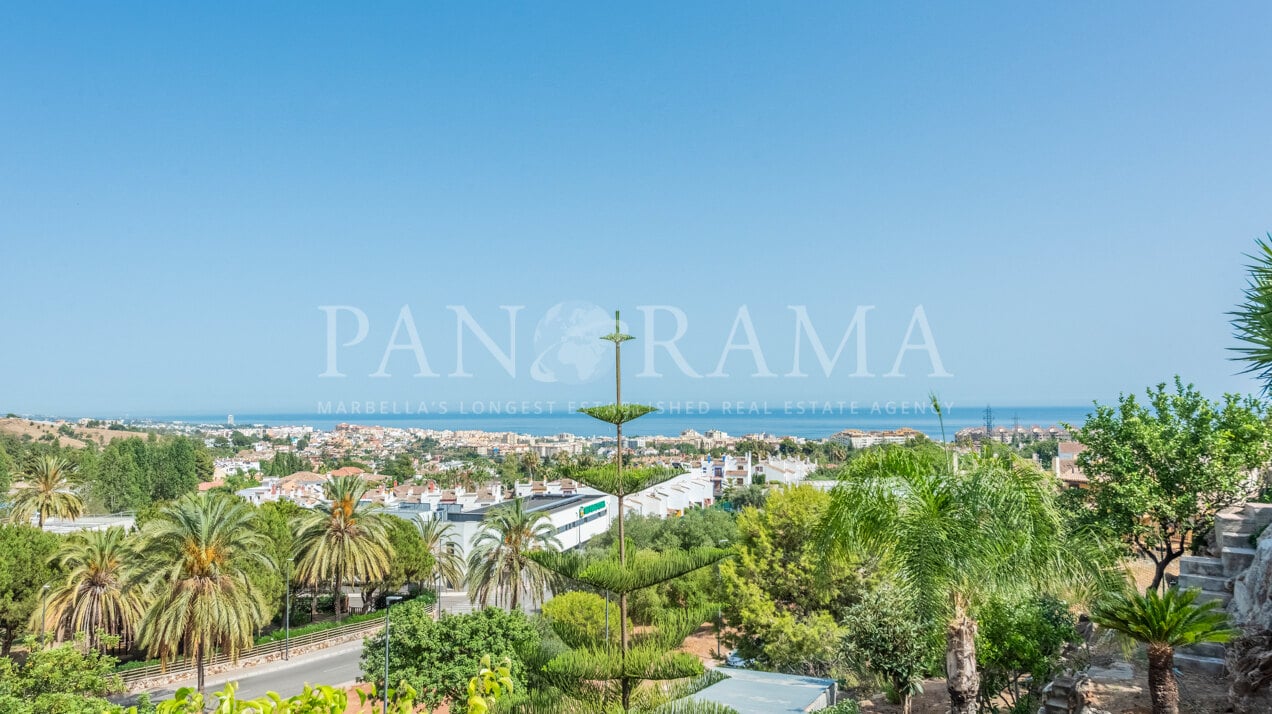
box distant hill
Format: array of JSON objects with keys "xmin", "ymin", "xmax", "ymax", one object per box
[{"xmin": 0, "ymin": 417, "xmax": 147, "ymax": 449}]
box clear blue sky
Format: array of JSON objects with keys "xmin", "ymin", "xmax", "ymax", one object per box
[{"xmin": 1, "ymin": 3, "xmax": 1270, "ymax": 418}]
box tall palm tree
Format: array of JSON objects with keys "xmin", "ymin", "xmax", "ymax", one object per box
[
  {"xmin": 467, "ymin": 498, "xmax": 561, "ymax": 610},
  {"xmin": 134, "ymin": 493, "xmax": 270, "ymax": 698},
  {"xmin": 1092, "ymin": 587, "xmax": 1235, "ymax": 714},
  {"xmin": 34, "ymin": 526, "xmax": 146, "ymax": 650},
  {"xmin": 416, "ymin": 516, "xmax": 465, "ymax": 590},
  {"xmin": 9, "ymin": 455, "xmax": 83, "ymax": 528},
  {"xmin": 293, "ymin": 475, "xmax": 392, "ymax": 619},
  {"xmin": 819, "ymin": 446, "xmax": 1118, "ymax": 714}
]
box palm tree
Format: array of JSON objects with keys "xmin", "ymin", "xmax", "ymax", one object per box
[
  {"xmin": 293, "ymin": 475, "xmax": 392, "ymax": 619},
  {"xmin": 1092, "ymin": 587, "xmax": 1235, "ymax": 714},
  {"xmin": 819, "ymin": 446, "xmax": 1118, "ymax": 714},
  {"xmin": 34, "ymin": 526, "xmax": 146, "ymax": 650},
  {"xmin": 467, "ymin": 498, "xmax": 561, "ymax": 610},
  {"xmin": 416, "ymin": 516, "xmax": 465, "ymax": 604},
  {"xmin": 134, "ymin": 493, "xmax": 270, "ymax": 698},
  {"xmin": 1231, "ymin": 235, "xmax": 1272, "ymax": 391},
  {"xmin": 9, "ymin": 455, "xmax": 83, "ymax": 528}
]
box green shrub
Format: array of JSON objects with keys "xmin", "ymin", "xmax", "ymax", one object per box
[
  {"xmin": 542, "ymin": 591, "xmax": 623, "ymax": 646},
  {"xmin": 815, "ymin": 701, "xmax": 861, "ymax": 714},
  {"xmin": 976, "ymin": 595, "xmax": 1079, "ymax": 712}
]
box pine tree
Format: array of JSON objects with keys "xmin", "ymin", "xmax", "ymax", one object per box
[{"xmin": 518, "ymin": 312, "xmax": 733, "ymax": 714}]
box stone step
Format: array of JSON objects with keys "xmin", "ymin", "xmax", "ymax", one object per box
[
  {"xmin": 1223, "ymin": 546, "xmax": 1258, "ymax": 573},
  {"xmin": 1182, "ymin": 641, "xmax": 1227, "ymax": 659},
  {"xmin": 1243, "ymin": 502, "xmax": 1272, "ymax": 527},
  {"xmin": 1174, "ymin": 652, "xmax": 1227, "ymax": 676},
  {"xmin": 1178, "ymin": 573, "xmax": 1229, "ymax": 592},
  {"xmin": 1220, "ymin": 530, "xmax": 1259, "ymax": 550},
  {"xmin": 1180, "ymin": 556, "xmax": 1225, "ymax": 577},
  {"xmin": 1194, "ymin": 590, "xmax": 1231, "ymax": 607}
]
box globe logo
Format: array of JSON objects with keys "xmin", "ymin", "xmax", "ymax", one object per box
[{"xmin": 531, "ymin": 302, "xmax": 620, "ymax": 384}]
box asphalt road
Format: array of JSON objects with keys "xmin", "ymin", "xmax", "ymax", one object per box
[{"xmin": 126, "ymin": 640, "xmax": 365, "ymax": 704}]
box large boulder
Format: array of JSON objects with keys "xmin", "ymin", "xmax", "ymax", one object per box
[
  {"xmin": 1228, "ymin": 529, "xmax": 1272, "ymax": 712},
  {"xmin": 1231, "ymin": 528, "xmax": 1272, "ymax": 628}
]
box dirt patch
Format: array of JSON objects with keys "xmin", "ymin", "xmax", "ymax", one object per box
[
  {"xmin": 0, "ymin": 417, "xmax": 142, "ymax": 449},
  {"xmin": 850, "ymin": 661, "xmax": 1230, "ymax": 714}
]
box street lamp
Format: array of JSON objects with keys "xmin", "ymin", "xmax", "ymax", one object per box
[
  {"xmin": 40, "ymin": 584, "xmax": 50, "ymax": 645},
  {"xmin": 383, "ymin": 595, "xmax": 403, "ymax": 714}
]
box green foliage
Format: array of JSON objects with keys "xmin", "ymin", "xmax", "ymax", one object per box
[
  {"xmin": 416, "ymin": 516, "xmax": 466, "ymax": 590},
  {"xmin": 579, "ymin": 404, "xmax": 658, "ymax": 426},
  {"xmin": 8, "ymin": 455, "xmax": 83, "ymax": 527},
  {"xmin": 1230, "ymin": 234, "xmax": 1272, "ymax": 390},
  {"xmin": 570, "ymin": 464, "xmax": 683, "ymax": 497},
  {"xmin": 975, "ymin": 596, "xmax": 1079, "ymax": 712},
  {"xmin": 243, "ymin": 499, "xmax": 299, "ymax": 623},
  {"xmin": 721, "ymin": 485, "xmax": 864, "ymax": 676},
  {"xmin": 381, "ymin": 453, "xmax": 416, "ymax": 480},
  {"xmin": 0, "ymin": 635, "xmax": 124, "ymax": 713},
  {"xmin": 542, "ymin": 591, "xmax": 624, "ymax": 646},
  {"xmin": 1091, "ymin": 586, "xmax": 1235, "ymax": 649},
  {"xmin": 533, "ymin": 547, "xmax": 729, "ymax": 596},
  {"xmin": 468, "ymin": 499, "xmax": 561, "ymax": 609},
  {"xmin": 467, "ymin": 655, "xmax": 516, "ymax": 714},
  {"xmin": 263, "ymin": 451, "xmax": 309, "ymax": 477},
  {"xmin": 0, "ymin": 523, "xmax": 61, "ymax": 653},
  {"xmin": 293, "ymin": 475, "xmax": 392, "ymax": 618},
  {"xmin": 1070, "ymin": 377, "xmax": 1272, "ymax": 589},
  {"xmin": 360, "ymin": 603, "xmax": 539, "ymax": 712},
  {"xmin": 134, "ymin": 681, "xmax": 416, "ymax": 714},
  {"xmin": 385, "ymin": 515, "xmax": 434, "ymax": 591},
  {"xmin": 719, "ymin": 485, "xmax": 766, "ymax": 511},
  {"xmin": 135, "ymin": 493, "xmax": 271, "ymax": 688},
  {"xmin": 840, "ymin": 584, "xmax": 937, "ymax": 712},
  {"xmin": 86, "ymin": 436, "xmax": 211, "ymax": 512},
  {"xmin": 813, "ymin": 703, "xmax": 861, "ymax": 714},
  {"xmin": 38, "ymin": 526, "xmax": 145, "ymax": 649}
]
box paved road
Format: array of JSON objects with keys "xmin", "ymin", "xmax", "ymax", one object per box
[{"xmin": 125, "ymin": 640, "xmax": 365, "ymax": 704}]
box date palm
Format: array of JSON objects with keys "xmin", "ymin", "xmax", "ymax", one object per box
[
  {"xmin": 820, "ymin": 446, "xmax": 1118, "ymax": 714},
  {"xmin": 134, "ymin": 493, "xmax": 271, "ymax": 698},
  {"xmin": 293, "ymin": 475, "xmax": 392, "ymax": 618},
  {"xmin": 34, "ymin": 526, "xmax": 146, "ymax": 650},
  {"xmin": 9, "ymin": 455, "xmax": 83, "ymax": 528},
  {"xmin": 1092, "ymin": 587, "xmax": 1235, "ymax": 714},
  {"xmin": 467, "ymin": 498, "xmax": 561, "ymax": 610}
]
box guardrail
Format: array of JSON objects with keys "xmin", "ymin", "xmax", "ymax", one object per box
[{"xmin": 119, "ymin": 615, "xmax": 398, "ymax": 688}]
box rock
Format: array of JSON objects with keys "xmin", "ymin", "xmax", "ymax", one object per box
[
  {"xmin": 1231, "ymin": 528, "xmax": 1272, "ymax": 628},
  {"xmin": 1086, "ymin": 662, "xmax": 1134, "ymax": 681},
  {"xmin": 1228, "ymin": 631, "xmax": 1272, "ymax": 714}
]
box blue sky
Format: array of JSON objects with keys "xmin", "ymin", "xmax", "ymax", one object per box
[{"xmin": 1, "ymin": 3, "xmax": 1270, "ymax": 418}]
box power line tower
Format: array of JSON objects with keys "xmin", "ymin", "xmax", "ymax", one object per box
[{"xmin": 983, "ymin": 405, "xmax": 994, "ymax": 438}]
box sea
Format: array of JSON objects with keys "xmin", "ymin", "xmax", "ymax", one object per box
[{"xmin": 151, "ymin": 405, "xmax": 1096, "ymax": 440}]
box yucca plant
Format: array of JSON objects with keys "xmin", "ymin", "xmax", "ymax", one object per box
[{"xmin": 1091, "ymin": 587, "xmax": 1236, "ymax": 714}]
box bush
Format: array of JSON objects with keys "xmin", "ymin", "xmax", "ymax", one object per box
[
  {"xmin": 815, "ymin": 701, "xmax": 861, "ymax": 714},
  {"xmin": 976, "ymin": 595, "xmax": 1079, "ymax": 712},
  {"xmin": 840, "ymin": 585, "xmax": 937, "ymax": 713},
  {"xmin": 542, "ymin": 591, "xmax": 623, "ymax": 646},
  {"xmin": 361, "ymin": 603, "xmax": 539, "ymax": 713}
]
